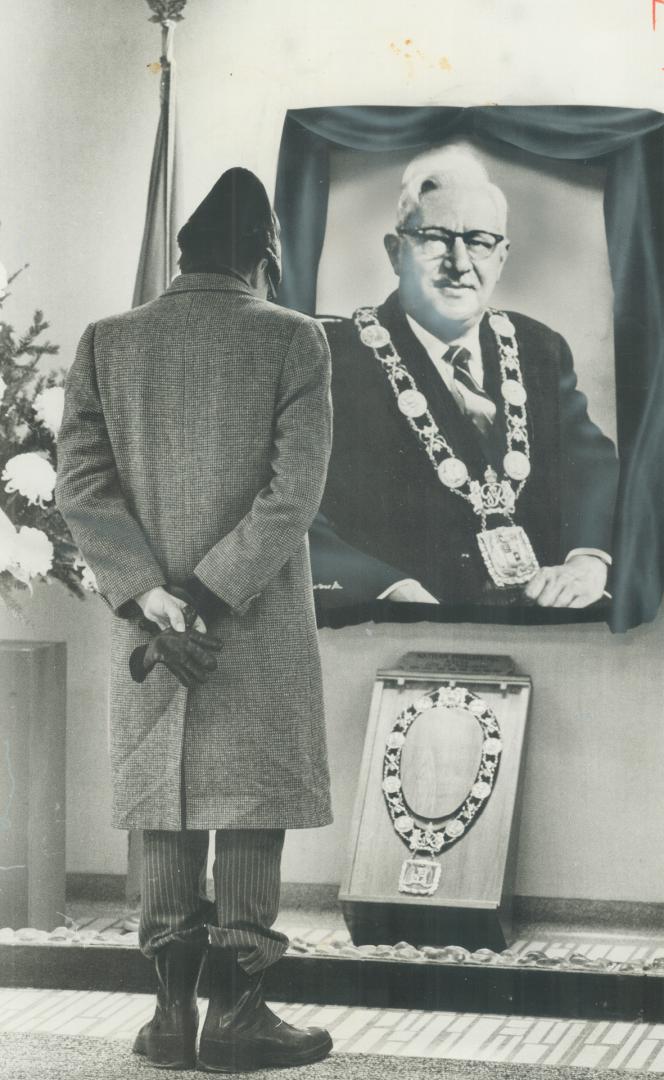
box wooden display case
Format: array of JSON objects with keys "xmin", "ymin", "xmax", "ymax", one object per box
[{"xmin": 339, "ymin": 652, "xmax": 531, "ymax": 952}]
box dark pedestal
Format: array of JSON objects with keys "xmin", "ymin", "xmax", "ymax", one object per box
[
  {"xmin": 0, "ymin": 641, "xmax": 66, "ymax": 930},
  {"xmin": 341, "ymin": 898, "xmax": 511, "ymax": 952}
]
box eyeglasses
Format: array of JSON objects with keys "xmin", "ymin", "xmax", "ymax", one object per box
[{"xmin": 396, "ymin": 226, "xmax": 505, "ymax": 261}]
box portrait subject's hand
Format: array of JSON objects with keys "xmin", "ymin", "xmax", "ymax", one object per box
[
  {"xmin": 523, "ymin": 555, "xmax": 608, "ymax": 609},
  {"xmin": 386, "ymin": 580, "xmax": 440, "ymax": 604},
  {"xmin": 135, "ymin": 585, "xmax": 205, "ymax": 632}
]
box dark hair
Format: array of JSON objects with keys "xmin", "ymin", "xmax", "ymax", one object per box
[
  {"xmin": 177, "ymin": 167, "xmax": 277, "ymax": 277},
  {"xmin": 178, "ymin": 224, "xmax": 275, "ymax": 275}
]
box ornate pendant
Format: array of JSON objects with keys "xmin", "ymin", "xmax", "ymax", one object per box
[
  {"xmin": 477, "ymin": 525, "xmax": 539, "ymax": 587},
  {"xmin": 399, "ymin": 857, "xmax": 442, "ymax": 897}
]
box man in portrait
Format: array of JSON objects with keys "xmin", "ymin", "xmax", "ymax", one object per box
[
  {"xmin": 313, "ymin": 145, "xmax": 619, "ymax": 612},
  {"xmin": 56, "ymin": 169, "xmax": 333, "ymax": 1072}
]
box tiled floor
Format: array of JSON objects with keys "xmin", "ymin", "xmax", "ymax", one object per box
[
  {"xmin": 4, "ymin": 906, "xmax": 664, "ymax": 1071},
  {"xmin": 0, "ymin": 989, "xmax": 663, "ymax": 1071}
]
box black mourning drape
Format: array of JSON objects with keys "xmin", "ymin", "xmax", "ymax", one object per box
[{"xmin": 274, "ymin": 106, "xmax": 664, "ymax": 633}]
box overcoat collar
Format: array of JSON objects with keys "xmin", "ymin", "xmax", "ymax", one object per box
[{"xmin": 164, "ymin": 272, "xmax": 254, "ymax": 297}]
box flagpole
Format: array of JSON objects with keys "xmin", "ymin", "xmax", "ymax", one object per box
[
  {"xmin": 126, "ymin": 0, "xmax": 188, "ymax": 912},
  {"xmin": 161, "ymin": 18, "xmax": 176, "ymax": 291}
]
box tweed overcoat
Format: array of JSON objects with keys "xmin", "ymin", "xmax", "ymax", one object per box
[{"xmin": 56, "ymin": 273, "xmax": 333, "ymax": 831}]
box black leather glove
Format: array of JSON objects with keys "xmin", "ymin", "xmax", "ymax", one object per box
[{"xmin": 129, "ymin": 613, "xmax": 224, "ymax": 688}]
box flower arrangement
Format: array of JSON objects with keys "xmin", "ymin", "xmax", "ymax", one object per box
[{"xmin": 0, "ymin": 261, "xmax": 96, "ymax": 612}]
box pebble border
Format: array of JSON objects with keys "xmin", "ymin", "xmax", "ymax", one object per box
[{"xmin": 1, "ymin": 925, "xmax": 663, "ymax": 977}]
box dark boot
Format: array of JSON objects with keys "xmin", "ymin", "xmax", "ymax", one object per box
[
  {"xmin": 133, "ymin": 942, "xmax": 207, "ymax": 1069},
  {"xmin": 198, "ymin": 948, "xmax": 333, "ymax": 1073}
]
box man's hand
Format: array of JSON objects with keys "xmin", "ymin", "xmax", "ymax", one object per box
[
  {"xmin": 135, "ymin": 586, "xmax": 206, "ymax": 632},
  {"xmin": 387, "ymin": 580, "xmax": 440, "ymax": 604},
  {"xmin": 523, "ymin": 555, "xmax": 608, "ymax": 609},
  {"xmin": 142, "ymin": 625, "xmax": 224, "ymax": 688}
]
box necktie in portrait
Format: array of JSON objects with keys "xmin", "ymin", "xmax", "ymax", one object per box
[{"xmin": 445, "ymin": 344, "xmax": 497, "ymax": 436}]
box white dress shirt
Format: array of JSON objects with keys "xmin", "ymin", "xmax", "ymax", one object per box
[{"xmin": 405, "ymin": 315, "xmax": 492, "ymax": 419}]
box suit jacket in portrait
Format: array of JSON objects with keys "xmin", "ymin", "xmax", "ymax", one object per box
[
  {"xmin": 56, "ymin": 273, "xmax": 333, "ymax": 831},
  {"xmin": 313, "ymin": 291, "xmax": 618, "ymax": 610}
]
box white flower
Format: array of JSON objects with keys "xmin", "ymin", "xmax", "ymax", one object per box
[
  {"xmin": 3, "ymin": 452, "xmax": 56, "ymax": 506},
  {"xmin": 382, "ymin": 775, "xmax": 402, "ymax": 794},
  {"xmin": 80, "ymin": 564, "xmax": 98, "ymax": 592},
  {"xmin": 394, "ymin": 815, "xmax": 413, "ymax": 834},
  {"xmin": 10, "ymin": 526, "xmax": 53, "ymax": 583},
  {"xmin": 0, "ymin": 508, "xmax": 17, "ymax": 572},
  {"xmin": 13, "ymin": 422, "xmax": 30, "ymax": 443},
  {"xmin": 483, "ymin": 737, "xmax": 503, "ymax": 757},
  {"xmin": 73, "ymin": 555, "xmax": 98, "ymax": 592},
  {"xmin": 387, "ymin": 731, "xmax": 405, "ymax": 750},
  {"xmin": 469, "ymin": 698, "xmax": 487, "ymax": 716},
  {"xmin": 0, "ymin": 263, "xmax": 7, "ymax": 299},
  {"xmin": 33, "ymin": 386, "xmax": 65, "ymax": 436}
]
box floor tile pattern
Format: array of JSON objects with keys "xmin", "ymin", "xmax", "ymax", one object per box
[{"xmin": 1, "ymin": 990, "xmax": 664, "ymax": 1071}]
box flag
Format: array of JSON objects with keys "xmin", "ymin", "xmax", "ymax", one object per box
[{"xmin": 132, "ymin": 22, "xmax": 180, "ymax": 307}]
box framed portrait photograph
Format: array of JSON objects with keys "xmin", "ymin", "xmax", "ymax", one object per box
[{"xmin": 275, "ymin": 105, "xmax": 664, "ymax": 632}]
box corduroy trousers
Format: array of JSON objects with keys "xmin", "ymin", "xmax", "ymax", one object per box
[{"xmin": 139, "ymin": 829, "xmax": 288, "ymax": 974}]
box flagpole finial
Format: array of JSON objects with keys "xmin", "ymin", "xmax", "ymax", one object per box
[{"xmin": 146, "ymin": 0, "xmax": 187, "ymax": 26}]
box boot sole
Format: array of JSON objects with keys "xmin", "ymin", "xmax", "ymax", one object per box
[
  {"xmin": 133, "ymin": 1031, "xmax": 196, "ymax": 1070},
  {"xmin": 198, "ymin": 1033, "xmax": 333, "ymax": 1073}
]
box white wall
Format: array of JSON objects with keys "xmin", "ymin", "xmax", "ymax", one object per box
[
  {"xmin": 283, "ymin": 616, "xmax": 664, "ymax": 902},
  {"xmin": 1, "ymin": 0, "xmax": 663, "ymax": 898}
]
